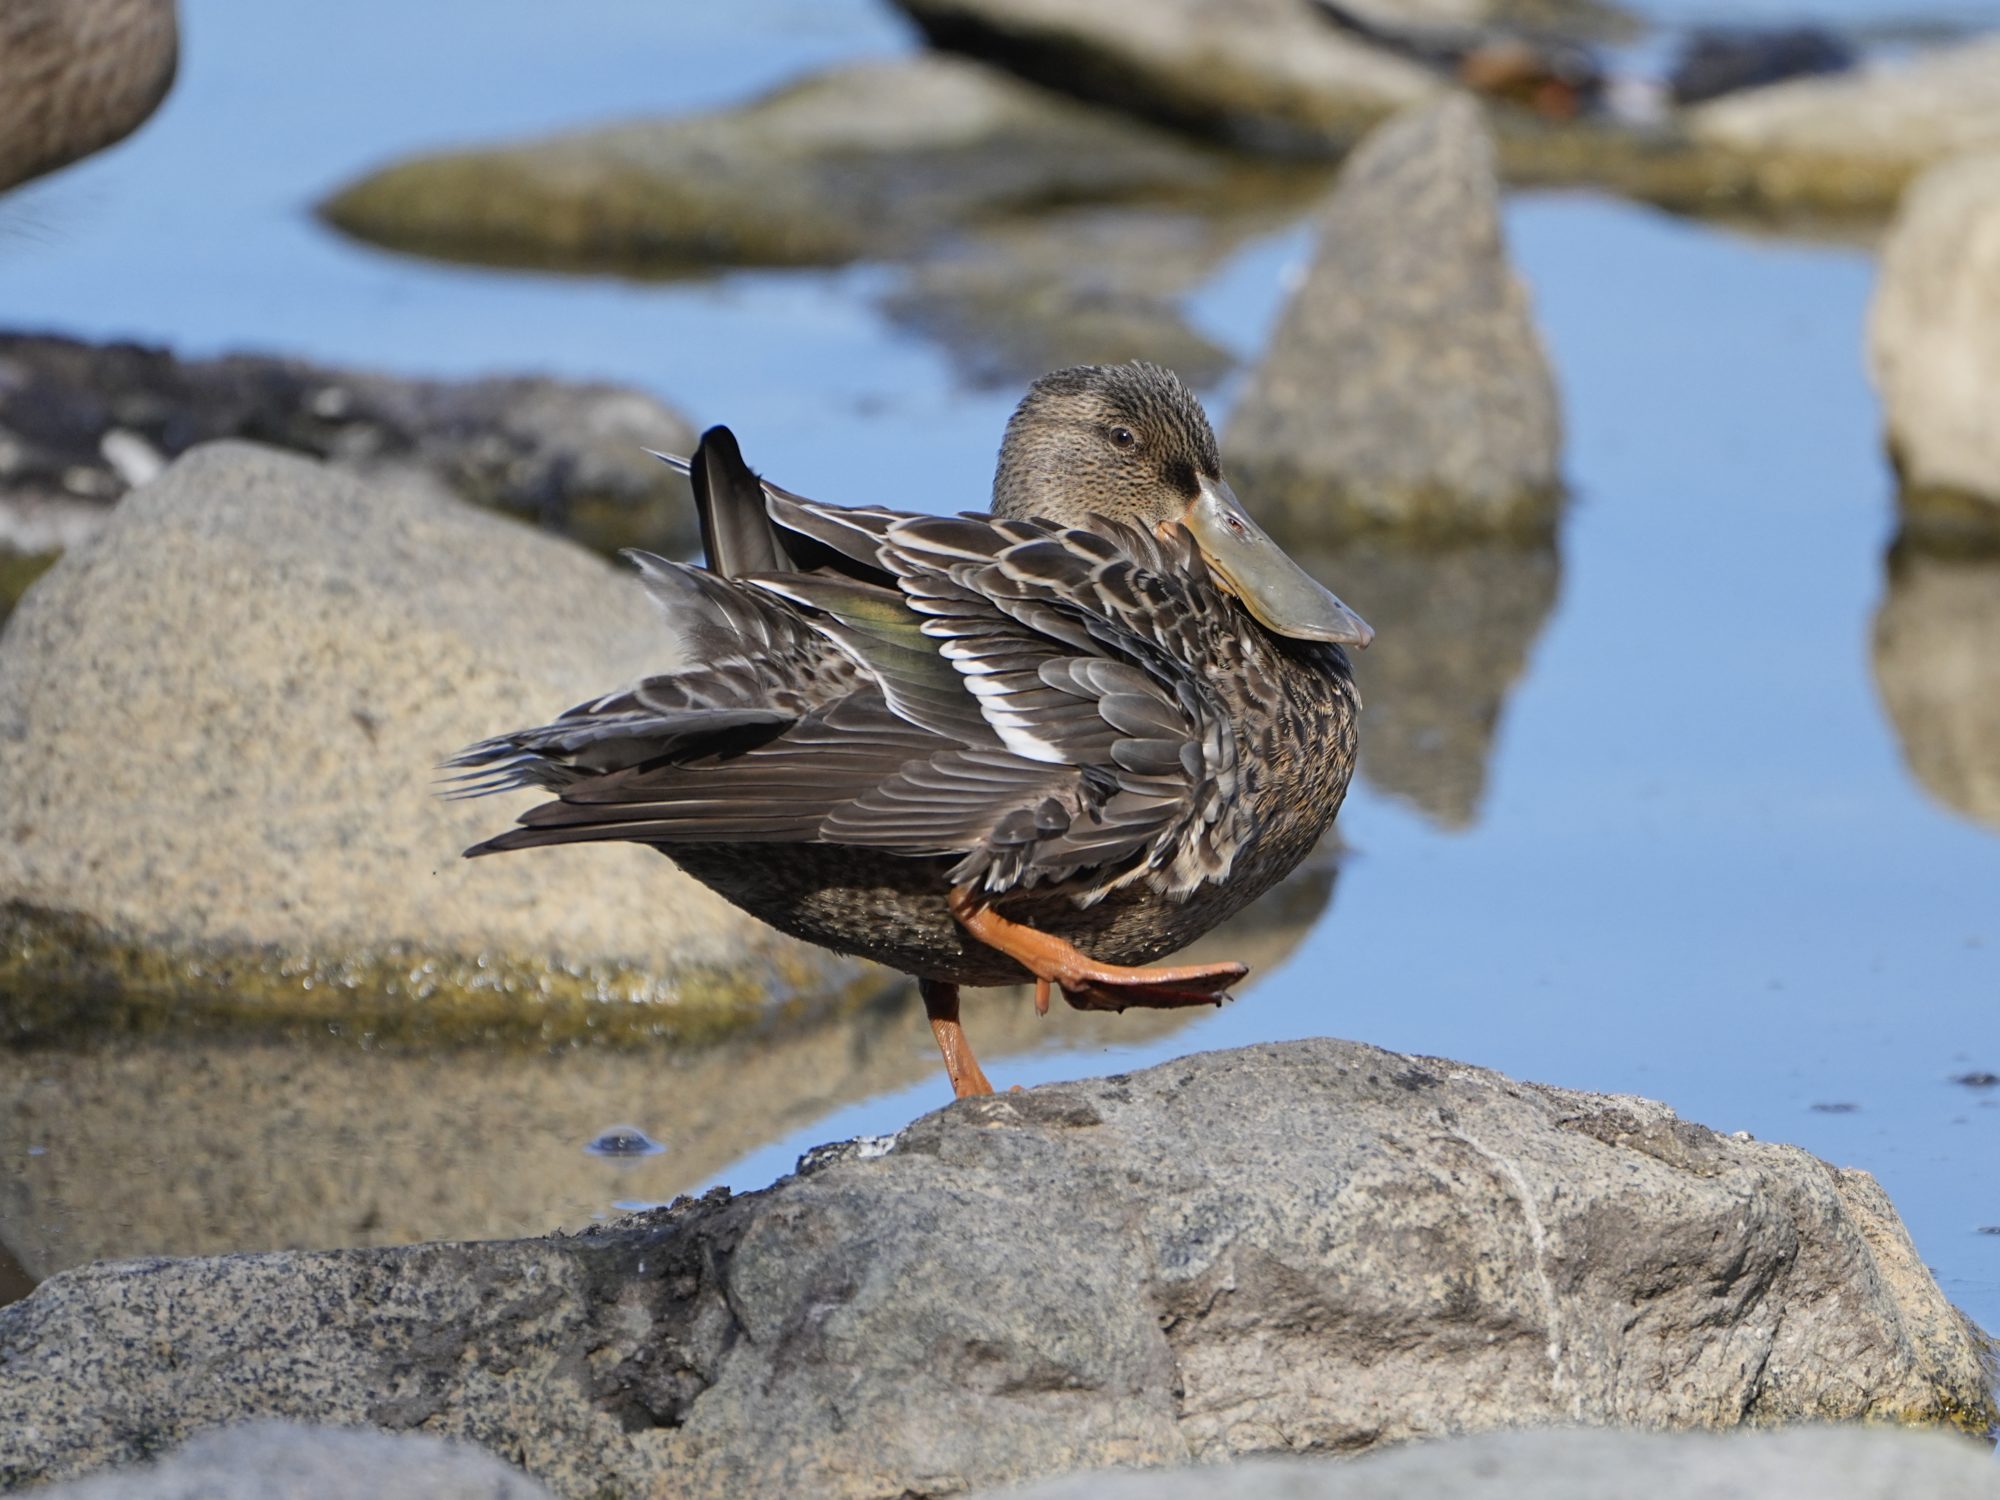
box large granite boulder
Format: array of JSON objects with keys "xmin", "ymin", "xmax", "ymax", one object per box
[
  {"xmin": 1873, "ymin": 542, "xmax": 2000, "ymax": 835},
  {"xmin": 996, "ymin": 1426, "xmax": 2000, "ymax": 1499},
  {"xmin": 1228, "ymin": 96, "xmax": 1562, "ymax": 538},
  {"xmin": 1869, "ymin": 151, "xmax": 2000, "ymax": 540},
  {"xmin": 0, "ymin": 0, "xmax": 176, "ymax": 192},
  {"xmin": 321, "ymin": 55, "xmax": 1235, "ymax": 275},
  {"xmin": 1686, "ymin": 36, "xmax": 2000, "ymax": 212},
  {"xmin": 887, "ymin": 0, "xmax": 1445, "ymax": 156},
  {"xmin": 0, "ymin": 442, "xmax": 883, "ymax": 1038},
  {"xmin": 0, "ymin": 1040, "xmax": 1988, "ymax": 1497},
  {"xmin": 0, "ymin": 332, "xmax": 700, "ymax": 560}
]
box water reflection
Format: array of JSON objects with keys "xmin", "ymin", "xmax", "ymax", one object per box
[
  {"xmin": 0, "ymin": 845, "xmax": 1338, "ymax": 1289},
  {"xmin": 1290, "ymin": 536, "xmax": 1561, "ymax": 829},
  {"xmin": 1873, "ymin": 537, "xmax": 2000, "ymax": 833}
]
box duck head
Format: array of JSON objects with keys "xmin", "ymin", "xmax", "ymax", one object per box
[{"xmin": 990, "ymin": 362, "xmax": 1373, "ymax": 649}]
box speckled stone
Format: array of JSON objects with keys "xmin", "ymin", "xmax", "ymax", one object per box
[
  {"xmin": 1, "ymin": 1039, "xmax": 1989, "ymax": 1498},
  {"xmin": 1228, "ymin": 96, "xmax": 1562, "ymax": 538},
  {"xmin": 0, "ymin": 441, "xmax": 881, "ymax": 1034}
]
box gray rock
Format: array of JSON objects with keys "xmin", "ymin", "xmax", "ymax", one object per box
[
  {"xmin": 992, "ymin": 1426, "xmax": 2000, "ymax": 1499},
  {"xmin": 889, "ymin": 0, "xmax": 1445, "ymax": 156},
  {"xmin": 0, "ymin": 0, "xmax": 177, "ymax": 192},
  {"xmin": 1689, "ymin": 37, "xmax": 2000, "ymax": 184},
  {"xmin": 1292, "ymin": 537, "xmax": 1558, "ymax": 827},
  {"xmin": 0, "ymin": 854, "xmax": 1332, "ymax": 1284},
  {"xmin": 320, "ymin": 55, "xmax": 1235, "ymax": 274},
  {"xmin": 1227, "ymin": 96, "xmax": 1562, "ymax": 538},
  {"xmin": 33, "ymin": 1422, "xmax": 554, "ymax": 1500},
  {"xmin": 1869, "ymin": 151, "xmax": 2000, "ymax": 536},
  {"xmin": 0, "ymin": 442, "xmax": 883, "ymax": 1036},
  {"xmin": 1873, "ymin": 542, "xmax": 2000, "ymax": 834},
  {"xmin": 1, "ymin": 1039, "xmax": 1989, "ymax": 1497},
  {"xmin": 0, "ymin": 332, "xmax": 700, "ymax": 560}
]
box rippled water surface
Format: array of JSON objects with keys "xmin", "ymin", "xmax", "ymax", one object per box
[{"xmin": 0, "ymin": 0, "xmax": 1995, "ymax": 1335}]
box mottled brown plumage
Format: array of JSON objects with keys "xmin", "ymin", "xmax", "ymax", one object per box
[{"xmin": 450, "ymin": 363, "xmax": 1369, "ymax": 1095}]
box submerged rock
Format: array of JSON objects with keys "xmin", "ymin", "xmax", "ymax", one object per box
[
  {"xmin": 321, "ymin": 55, "xmax": 1235, "ymax": 275},
  {"xmin": 1873, "ymin": 541, "xmax": 2000, "ymax": 835},
  {"xmin": 1669, "ymin": 26, "xmax": 1855, "ymax": 108},
  {"xmin": 1869, "ymin": 151, "xmax": 2000, "ymax": 539},
  {"xmin": 0, "ymin": 442, "xmax": 882, "ymax": 1038},
  {"xmin": 32, "ymin": 1423, "xmax": 555, "ymax": 1500},
  {"xmin": 1686, "ymin": 36, "xmax": 2000, "ymax": 209},
  {"xmin": 0, "ymin": 1039, "xmax": 1989, "ymax": 1495},
  {"xmin": 0, "ymin": 0, "xmax": 177, "ymax": 192},
  {"xmin": 0, "ymin": 332, "xmax": 699, "ymax": 560},
  {"xmin": 1228, "ymin": 96, "xmax": 1562, "ymax": 539},
  {"xmin": 887, "ymin": 0, "xmax": 1445, "ymax": 156},
  {"xmin": 996, "ymin": 1427, "xmax": 2000, "ymax": 1500}
]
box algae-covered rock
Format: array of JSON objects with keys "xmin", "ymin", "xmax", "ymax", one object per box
[
  {"xmin": 1870, "ymin": 151, "xmax": 2000, "ymax": 537},
  {"xmin": 1228, "ymin": 96, "xmax": 1562, "ymax": 538},
  {"xmin": 1873, "ymin": 541, "xmax": 2000, "ymax": 835},
  {"xmin": 1687, "ymin": 36, "xmax": 2000, "ymax": 204},
  {"xmin": 0, "ymin": 332, "xmax": 699, "ymax": 560},
  {"xmin": 0, "ymin": 442, "xmax": 880, "ymax": 1036},
  {"xmin": 888, "ymin": 0, "xmax": 1446, "ymax": 156},
  {"xmin": 321, "ymin": 55, "xmax": 1236, "ymax": 275},
  {"xmin": 1, "ymin": 1039, "xmax": 1990, "ymax": 1496}
]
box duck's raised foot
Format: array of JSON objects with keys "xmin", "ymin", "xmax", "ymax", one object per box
[{"xmin": 948, "ymin": 885, "xmax": 1248, "ymax": 1015}]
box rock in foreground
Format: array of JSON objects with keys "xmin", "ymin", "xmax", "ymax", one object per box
[
  {"xmin": 997, "ymin": 1426, "xmax": 2000, "ymax": 1500},
  {"xmin": 1229, "ymin": 97, "xmax": 1562, "ymax": 538},
  {"xmin": 1869, "ymin": 151, "xmax": 2000, "ymax": 539},
  {"xmin": 1, "ymin": 1040, "xmax": 1988, "ymax": 1497},
  {"xmin": 0, "ymin": 442, "xmax": 882, "ymax": 1038},
  {"xmin": 321, "ymin": 55, "xmax": 1234, "ymax": 274},
  {"xmin": 0, "ymin": 332, "xmax": 699, "ymax": 559}
]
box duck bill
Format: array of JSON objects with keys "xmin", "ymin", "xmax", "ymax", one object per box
[{"xmin": 1178, "ymin": 476, "xmax": 1374, "ymax": 647}]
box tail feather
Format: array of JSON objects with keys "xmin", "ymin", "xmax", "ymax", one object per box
[{"xmin": 690, "ymin": 425, "xmax": 786, "ymax": 577}]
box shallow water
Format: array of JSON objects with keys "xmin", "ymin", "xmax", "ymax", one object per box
[{"xmin": 0, "ymin": 0, "xmax": 1995, "ymax": 1340}]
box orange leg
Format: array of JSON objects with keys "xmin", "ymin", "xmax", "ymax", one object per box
[
  {"xmin": 921, "ymin": 978, "xmax": 994, "ymax": 1098},
  {"xmin": 947, "ymin": 885, "xmax": 1246, "ymax": 1014}
]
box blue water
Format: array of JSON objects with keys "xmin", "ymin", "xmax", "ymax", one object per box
[{"xmin": 0, "ymin": 0, "xmax": 1994, "ymax": 1336}]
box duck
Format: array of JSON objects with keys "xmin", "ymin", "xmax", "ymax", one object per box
[
  {"xmin": 449, "ymin": 362, "xmax": 1370, "ymax": 1097},
  {"xmin": 1, "ymin": 0, "xmax": 179, "ymax": 193}
]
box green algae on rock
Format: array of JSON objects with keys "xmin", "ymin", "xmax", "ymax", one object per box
[{"xmin": 319, "ymin": 55, "xmax": 1240, "ymax": 276}]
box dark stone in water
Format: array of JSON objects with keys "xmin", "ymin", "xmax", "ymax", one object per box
[
  {"xmin": 584, "ymin": 1125, "xmax": 665, "ymax": 1158},
  {"xmin": 1670, "ymin": 26, "xmax": 1856, "ymax": 107},
  {"xmin": 1810, "ymin": 1102, "xmax": 1862, "ymax": 1114},
  {"xmin": 1950, "ymin": 1070, "xmax": 1998, "ymax": 1088}
]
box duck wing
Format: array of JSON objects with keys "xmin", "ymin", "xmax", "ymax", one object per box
[{"xmin": 454, "ymin": 480, "xmax": 1260, "ymax": 902}]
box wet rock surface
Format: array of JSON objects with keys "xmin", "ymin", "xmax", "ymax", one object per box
[
  {"xmin": 321, "ymin": 55, "xmax": 1235, "ymax": 275},
  {"xmin": 0, "ymin": 332, "xmax": 700, "ymax": 560},
  {"xmin": 1869, "ymin": 151, "xmax": 2000, "ymax": 538},
  {"xmin": 994, "ymin": 1426, "xmax": 2000, "ymax": 1500},
  {"xmin": 888, "ymin": 0, "xmax": 1445, "ymax": 156},
  {"xmin": 1873, "ymin": 542, "xmax": 2000, "ymax": 834},
  {"xmin": 0, "ymin": 442, "xmax": 879, "ymax": 1037},
  {"xmin": 1, "ymin": 1039, "xmax": 1989, "ymax": 1497},
  {"xmin": 33, "ymin": 1423, "xmax": 556, "ymax": 1500},
  {"xmin": 1228, "ymin": 97, "xmax": 1562, "ymax": 539}
]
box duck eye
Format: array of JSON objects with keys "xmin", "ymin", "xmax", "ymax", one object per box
[{"xmin": 1108, "ymin": 425, "xmax": 1138, "ymax": 450}]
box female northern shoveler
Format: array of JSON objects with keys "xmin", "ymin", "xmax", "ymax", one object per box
[{"xmin": 450, "ymin": 362, "xmax": 1369, "ymax": 1096}]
